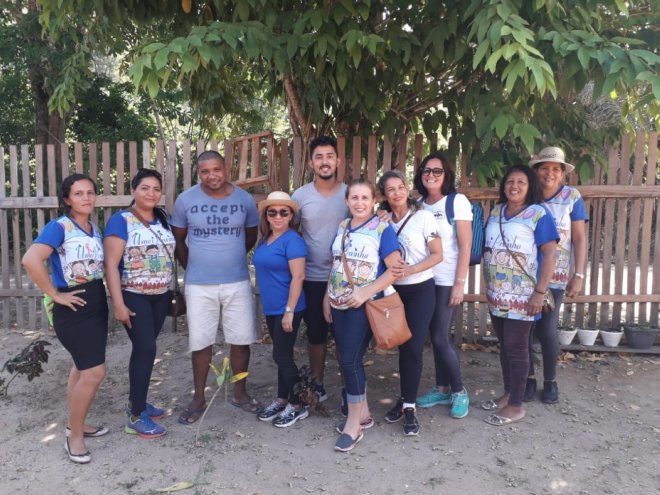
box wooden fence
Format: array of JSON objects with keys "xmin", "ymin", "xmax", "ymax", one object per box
[{"xmin": 1, "ymin": 131, "xmax": 658, "ymax": 343}]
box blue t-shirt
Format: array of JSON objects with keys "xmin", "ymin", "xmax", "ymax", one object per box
[
  {"xmin": 34, "ymin": 216, "xmax": 104, "ymax": 289},
  {"xmin": 252, "ymin": 229, "xmax": 307, "ymax": 315},
  {"xmin": 328, "ymin": 216, "xmax": 400, "ymax": 309},
  {"xmin": 542, "ymin": 186, "xmax": 589, "ymax": 289},
  {"xmin": 104, "ymin": 210, "xmax": 175, "ymax": 294},
  {"xmin": 483, "ymin": 204, "xmax": 559, "ymax": 321},
  {"xmin": 170, "ymin": 184, "xmax": 259, "ymax": 284}
]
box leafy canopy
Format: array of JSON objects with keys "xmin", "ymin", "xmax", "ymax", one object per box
[{"xmin": 38, "ymin": 0, "xmax": 659, "ymax": 181}]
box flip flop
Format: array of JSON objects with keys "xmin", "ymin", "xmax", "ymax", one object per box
[
  {"xmin": 481, "ymin": 400, "xmax": 500, "ymax": 411},
  {"xmin": 230, "ymin": 397, "xmax": 263, "ymax": 414},
  {"xmin": 177, "ymin": 404, "xmax": 207, "ymax": 425},
  {"xmin": 483, "ymin": 413, "xmax": 525, "ymax": 426}
]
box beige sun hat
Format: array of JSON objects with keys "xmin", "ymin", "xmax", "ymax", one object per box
[
  {"xmin": 258, "ymin": 190, "xmax": 299, "ymax": 213},
  {"xmin": 528, "ymin": 146, "xmax": 575, "ymax": 174}
]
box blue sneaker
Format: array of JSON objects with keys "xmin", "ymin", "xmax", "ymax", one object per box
[
  {"xmin": 125, "ymin": 411, "xmax": 167, "ymax": 438},
  {"xmin": 144, "ymin": 402, "xmax": 165, "ymax": 419},
  {"xmin": 417, "ymin": 387, "xmax": 451, "ymax": 408},
  {"xmin": 125, "ymin": 402, "xmax": 165, "ymax": 419},
  {"xmin": 450, "ymin": 388, "xmax": 469, "ymax": 419}
]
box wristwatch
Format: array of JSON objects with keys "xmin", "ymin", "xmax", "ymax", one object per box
[
  {"xmin": 285, "ymin": 306, "xmax": 293, "ymax": 313},
  {"xmin": 574, "ymin": 272, "xmax": 585, "ymax": 279}
]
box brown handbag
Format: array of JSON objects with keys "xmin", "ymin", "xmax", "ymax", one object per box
[
  {"xmin": 129, "ymin": 208, "xmax": 186, "ymax": 317},
  {"xmin": 339, "ymin": 219, "xmax": 412, "ymax": 350},
  {"xmin": 498, "ymin": 210, "xmax": 555, "ymax": 313}
]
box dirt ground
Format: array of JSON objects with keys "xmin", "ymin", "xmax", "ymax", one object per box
[{"xmin": 0, "ymin": 321, "xmax": 658, "ymax": 495}]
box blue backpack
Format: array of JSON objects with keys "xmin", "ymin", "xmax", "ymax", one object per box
[{"xmin": 445, "ymin": 192, "xmax": 484, "ymax": 265}]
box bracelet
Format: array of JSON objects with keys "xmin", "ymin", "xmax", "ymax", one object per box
[
  {"xmin": 455, "ymin": 277, "xmax": 466, "ymax": 283},
  {"xmin": 574, "ymin": 272, "xmax": 584, "ymax": 279},
  {"xmin": 534, "ymin": 288, "xmax": 545, "ymax": 295}
]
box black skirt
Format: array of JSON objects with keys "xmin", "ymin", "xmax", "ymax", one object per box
[{"xmin": 52, "ymin": 279, "xmax": 109, "ymax": 370}]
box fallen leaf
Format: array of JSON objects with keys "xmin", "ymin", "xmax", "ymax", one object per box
[{"xmin": 154, "ymin": 481, "xmax": 195, "ymax": 492}]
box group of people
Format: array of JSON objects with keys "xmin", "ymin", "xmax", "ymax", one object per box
[{"xmin": 22, "ymin": 136, "xmax": 587, "ymax": 461}]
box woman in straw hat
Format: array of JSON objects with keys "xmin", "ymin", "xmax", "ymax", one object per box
[
  {"xmin": 253, "ymin": 191, "xmax": 309, "ymax": 428},
  {"xmin": 526, "ymin": 147, "xmax": 588, "ymax": 404}
]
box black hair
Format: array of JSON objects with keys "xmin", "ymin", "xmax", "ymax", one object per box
[
  {"xmin": 58, "ymin": 174, "xmax": 97, "ymax": 216},
  {"xmin": 309, "ymin": 135, "xmax": 338, "ymax": 157},
  {"xmin": 376, "ymin": 170, "xmax": 419, "ymax": 213},
  {"xmin": 197, "ymin": 150, "xmax": 225, "ymax": 164},
  {"xmin": 498, "ymin": 164, "xmax": 543, "ymax": 205},
  {"xmin": 345, "ymin": 176, "xmax": 376, "ymax": 199},
  {"xmin": 413, "ymin": 151, "xmax": 456, "ymax": 199},
  {"xmin": 129, "ymin": 168, "xmax": 170, "ymax": 230}
]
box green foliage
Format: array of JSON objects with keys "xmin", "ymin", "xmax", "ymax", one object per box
[
  {"xmin": 69, "ymin": 76, "xmax": 157, "ymax": 142},
  {"xmin": 36, "ymin": 0, "xmax": 660, "ymax": 181},
  {"xmin": 0, "ymin": 340, "xmax": 51, "ymax": 396}
]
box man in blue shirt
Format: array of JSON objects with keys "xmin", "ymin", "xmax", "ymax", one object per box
[{"xmin": 171, "ymin": 150, "xmax": 261, "ymax": 424}]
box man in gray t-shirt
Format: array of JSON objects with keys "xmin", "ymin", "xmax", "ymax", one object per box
[
  {"xmin": 171, "ymin": 150, "xmax": 262, "ymax": 425},
  {"xmin": 292, "ymin": 136, "xmax": 349, "ymax": 402}
]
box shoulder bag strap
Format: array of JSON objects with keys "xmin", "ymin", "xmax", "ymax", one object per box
[
  {"xmin": 394, "ymin": 209, "xmax": 415, "ymax": 236},
  {"xmin": 129, "ymin": 208, "xmax": 178, "ymax": 291},
  {"xmin": 498, "ymin": 208, "xmax": 537, "ymax": 286},
  {"xmin": 339, "ymin": 223, "xmax": 356, "ymax": 290}
]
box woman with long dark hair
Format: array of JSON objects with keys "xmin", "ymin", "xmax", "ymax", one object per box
[
  {"xmin": 481, "ymin": 165, "xmax": 558, "ymax": 425},
  {"xmin": 104, "ymin": 168, "xmax": 174, "ymax": 438},
  {"xmin": 22, "ymin": 174, "xmax": 108, "ymax": 464},
  {"xmin": 413, "ymin": 152, "xmax": 472, "ymax": 419}
]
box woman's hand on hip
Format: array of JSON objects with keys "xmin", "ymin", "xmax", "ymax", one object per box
[{"xmin": 52, "ymin": 289, "xmax": 86, "ymax": 312}]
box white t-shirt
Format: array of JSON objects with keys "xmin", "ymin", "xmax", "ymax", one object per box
[
  {"xmin": 422, "ymin": 194, "xmax": 473, "ymax": 285},
  {"xmin": 391, "ymin": 209, "xmax": 439, "ymax": 286}
]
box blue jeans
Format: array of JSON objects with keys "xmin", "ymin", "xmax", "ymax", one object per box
[{"xmin": 330, "ymin": 307, "xmax": 372, "ymax": 403}]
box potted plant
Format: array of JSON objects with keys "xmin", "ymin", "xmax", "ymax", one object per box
[
  {"xmin": 577, "ymin": 325, "xmax": 599, "ymax": 346},
  {"xmin": 558, "ymin": 325, "xmax": 578, "ymax": 346},
  {"xmin": 623, "ymin": 324, "xmax": 659, "ymax": 349},
  {"xmin": 600, "ymin": 327, "xmax": 624, "ymax": 348}
]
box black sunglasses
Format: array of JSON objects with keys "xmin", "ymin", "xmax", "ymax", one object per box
[
  {"xmin": 267, "ymin": 208, "xmax": 291, "ymax": 218},
  {"xmin": 422, "ymin": 168, "xmax": 444, "ymax": 177}
]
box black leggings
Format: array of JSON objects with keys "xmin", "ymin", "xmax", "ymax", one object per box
[
  {"xmin": 491, "ymin": 314, "xmax": 533, "ymax": 407},
  {"xmin": 429, "ymin": 285, "xmax": 464, "ymax": 392},
  {"xmin": 528, "ymin": 288, "xmax": 565, "ymax": 381},
  {"xmin": 122, "ymin": 290, "xmax": 170, "ymax": 416},
  {"xmin": 266, "ymin": 312, "xmax": 303, "ymax": 404},
  {"xmin": 395, "ymin": 279, "xmax": 436, "ymax": 404},
  {"xmin": 302, "ymin": 281, "xmax": 332, "ymax": 345}
]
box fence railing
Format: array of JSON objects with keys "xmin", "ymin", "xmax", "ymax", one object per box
[{"xmin": 1, "ymin": 131, "xmax": 658, "ymax": 341}]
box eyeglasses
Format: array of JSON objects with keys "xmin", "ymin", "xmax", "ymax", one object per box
[
  {"xmin": 267, "ymin": 209, "xmax": 291, "ymax": 218},
  {"xmin": 422, "ymin": 168, "xmax": 444, "ymax": 177}
]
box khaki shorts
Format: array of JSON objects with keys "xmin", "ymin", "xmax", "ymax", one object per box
[{"xmin": 185, "ymin": 280, "xmax": 258, "ymax": 351}]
